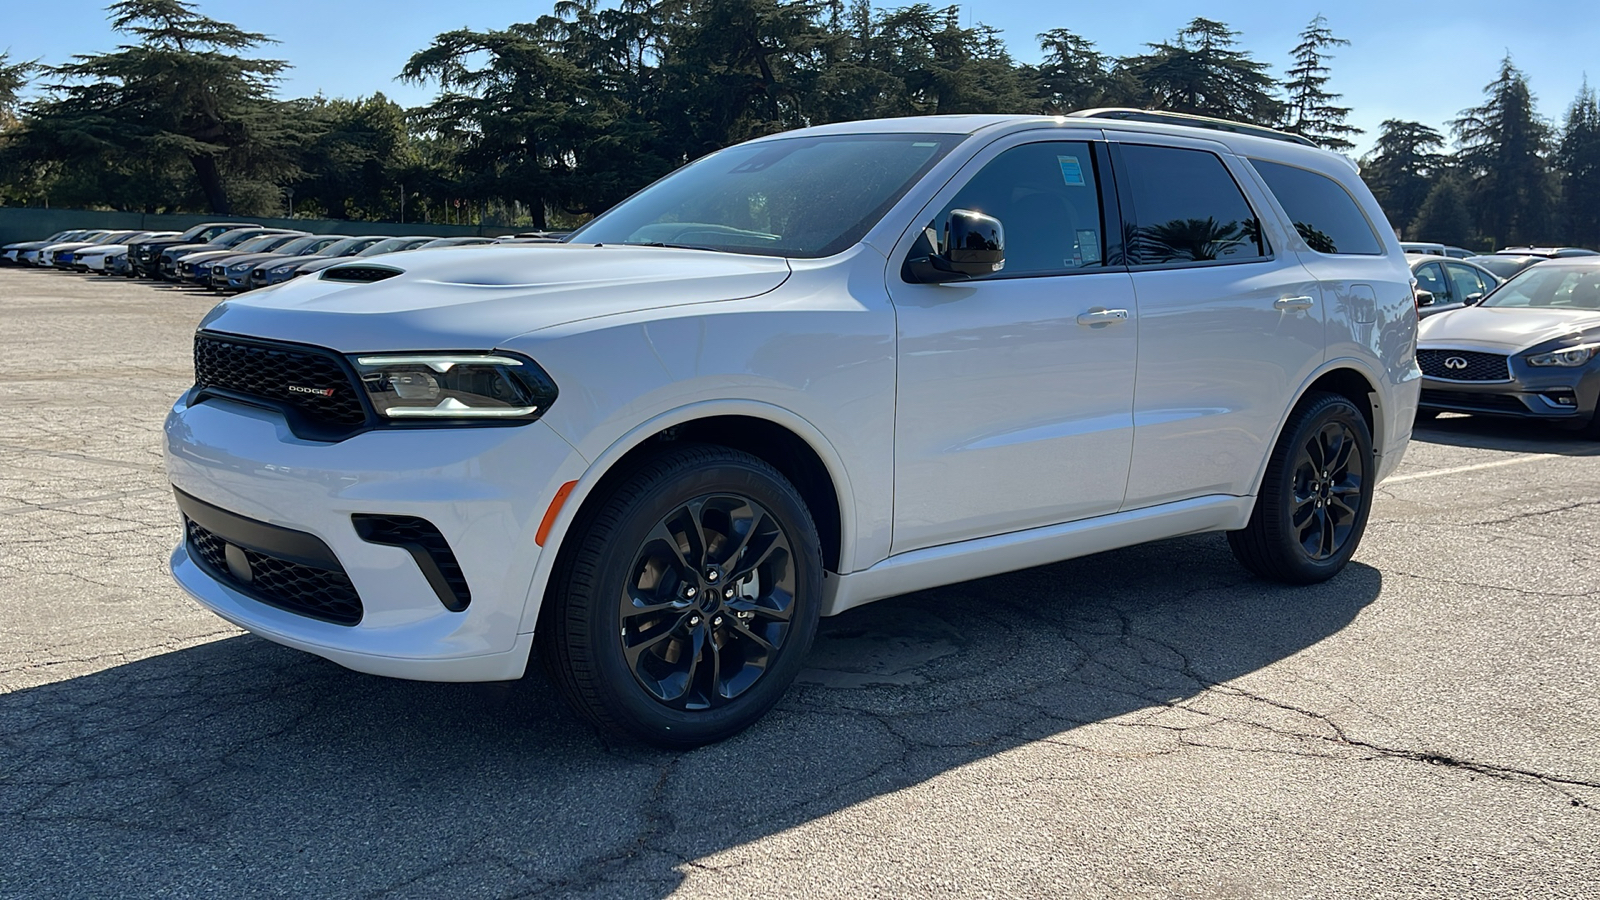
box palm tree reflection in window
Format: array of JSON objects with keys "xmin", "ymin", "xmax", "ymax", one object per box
[
  {"xmin": 1131, "ymin": 216, "xmax": 1263, "ymax": 263},
  {"xmin": 1291, "ymin": 222, "xmax": 1337, "ymax": 254}
]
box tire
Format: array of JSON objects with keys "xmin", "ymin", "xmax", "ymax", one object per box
[
  {"xmin": 1579, "ymin": 408, "xmax": 1600, "ymax": 440},
  {"xmin": 537, "ymin": 444, "xmax": 823, "ymax": 748},
  {"xmin": 1228, "ymin": 392, "xmax": 1375, "ymax": 584}
]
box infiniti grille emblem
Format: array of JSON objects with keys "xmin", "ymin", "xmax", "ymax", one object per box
[
  {"xmin": 1444, "ymin": 356, "xmax": 1469, "ymax": 370},
  {"xmin": 288, "ymin": 385, "xmax": 337, "ymax": 397}
]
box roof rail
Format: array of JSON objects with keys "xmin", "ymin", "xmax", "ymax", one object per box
[{"xmin": 1066, "ymin": 108, "xmax": 1318, "ymax": 148}]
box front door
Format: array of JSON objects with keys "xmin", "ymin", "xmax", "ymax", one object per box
[{"xmin": 888, "ymin": 136, "xmax": 1140, "ymax": 554}]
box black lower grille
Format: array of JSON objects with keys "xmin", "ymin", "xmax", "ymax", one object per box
[
  {"xmin": 186, "ymin": 517, "xmax": 364, "ymax": 625},
  {"xmin": 1418, "ymin": 349, "xmax": 1510, "ymax": 381},
  {"xmin": 194, "ymin": 332, "xmax": 368, "ymax": 433},
  {"xmin": 1420, "ymin": 390, "xmax": 1529, "ymax": 413},
  {"xmin": 352, "ymin": 515, "xmax": 471, "ymax": 611}
]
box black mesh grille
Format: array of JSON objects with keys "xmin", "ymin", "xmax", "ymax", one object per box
[
  {"xmin": 186, "ymin": 518, "xmax": 364, "ymax": 625},
  {"xmin": 1418, "ymin": 349, "xmax": 1510, "ymax": 381},
  {"xmin": 194, "ymin": 333, "xmax": 368, "ymax": 429},
  {"xmin": 1420, "ymin": 390, "xmax": 1529, "ymax": 413},
  {"xmin": 352, "ymin": 514, "xmax": 471, "ymax": 611}
]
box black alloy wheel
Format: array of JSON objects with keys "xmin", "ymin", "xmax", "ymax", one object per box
[
  {"xmin": 538, "ymin": 444, "xmax": 822, "ymax": 748},
  {"xmin": 620, "ymin": 494, "xmax": 797, "ymax": 710},
  {"xmin": 1228, "ymin": 391, "xmax": 1374, "ymax": 584},
  {"xmin": 1288, "ymin": 419, "xmax": 1365, "ymax": 561}
]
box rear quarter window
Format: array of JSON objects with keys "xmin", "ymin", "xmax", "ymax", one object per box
[{"xmin": 1250, "ymin": 159, "xmax": 1383, "ymax": 256}]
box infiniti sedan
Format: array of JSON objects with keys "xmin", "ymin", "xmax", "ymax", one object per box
[{"xmin": 1416, "ymin": 257, "xmax": 1600, "ymax": 434}]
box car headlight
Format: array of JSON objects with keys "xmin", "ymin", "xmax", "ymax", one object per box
[
  {"xmin": 229, "ymin": 261, "xmax": 253, "ymax": 272},
  {"xmin": 351, "ymin": 353, "xmax": 558, "ymax": 423},
  {"xmin": 1526, "ymin": 345, "xmax": 1598, "ymax": 367}
]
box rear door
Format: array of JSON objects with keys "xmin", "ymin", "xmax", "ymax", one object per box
[{"xmin": 1108, "ymin": 135, "xmax": 1326, "ymax": 509}]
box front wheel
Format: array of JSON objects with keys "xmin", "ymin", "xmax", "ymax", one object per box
[
  {"xmin": 537, "ymin": 445, "xmax": 823, "ymax": 748},
  {"xmin": 1228, "ymin": 392, "xmax": 1375, "ymax": 584}
]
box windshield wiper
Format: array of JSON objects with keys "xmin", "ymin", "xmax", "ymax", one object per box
[{"xmin": 617, "ymin": 241, "xmax": 725, "ymax": 252}]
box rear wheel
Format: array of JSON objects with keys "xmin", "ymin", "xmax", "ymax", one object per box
[
  {"xmin": 1228, "ymin": 392, "xmax": 1374, "ymax": 584},
  {"xmin": 537, "ymin": 445, "xmax": 822, "ymax": 748}
]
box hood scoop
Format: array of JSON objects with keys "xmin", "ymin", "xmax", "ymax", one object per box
[{"xmin": 321, "ymin": 264, "xmax": 403, "ymax": 283}]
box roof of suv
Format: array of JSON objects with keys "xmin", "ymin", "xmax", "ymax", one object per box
[{"xmin": 754, "ymin": 109, "xmax": 1347, "ymax": 168}]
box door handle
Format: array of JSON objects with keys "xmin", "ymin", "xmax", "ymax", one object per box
[
  {"xmin": 1076, "ymin": 307, "xmax": 1130, "ymax": 326},
  {"xmin": 1274, "ymin": 295, "xmax": 1316, "ymax": 311}
]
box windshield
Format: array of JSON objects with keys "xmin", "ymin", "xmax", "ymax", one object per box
[
  {"xmin": 271, "ymin": 236, "xmax": 329, "ymax": 255},
  {"xmin": 315, "ymin": 237, "xmax": 374, "ymax": 256},
  {"xmin": 570, "ymin": 133, "xmax": 960, "ymax": 258},
  {"xmin": 1479, "ymin": 264, "xmax": 1600, "ymax": 309},
  {"xmin": 231, "ymin": 235, "xmax": 285, "ymax": 252}
]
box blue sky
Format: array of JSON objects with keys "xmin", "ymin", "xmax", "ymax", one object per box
[{"xmin": 6, "ymin": 0, "xmax": 1597, "ymax": 156}]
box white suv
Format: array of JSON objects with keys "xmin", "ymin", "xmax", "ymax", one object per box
[{"xmin": 165, "ymin": 111, "xmax": 1420, "ymax": 747}]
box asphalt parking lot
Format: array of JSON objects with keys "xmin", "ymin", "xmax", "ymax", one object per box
[{"xmin": 1, "ymin": 266, "xmax": 1597, "ymax": 899}]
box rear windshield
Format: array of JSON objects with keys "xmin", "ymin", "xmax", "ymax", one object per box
[{"xmin": 570, "ymin": 133, "xmax": 960, "ymax": 258}]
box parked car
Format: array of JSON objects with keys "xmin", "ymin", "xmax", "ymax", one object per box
[
  {"xmin": 181, "ymin": 232, "xmax": 308, "ymax": 285},
  {"xmin": 75, "ymin": 231, "xmax": 179, "ymax": 272},
  {"xmin": 1496, "ymin": 246, "xmax": 1600, "ymax": 259},
  {"xmin": 1416, "ymin": 257, "xmax": 1600, "ymax": 431},
  {"xmin": 415, "ymin": 237, "xmax": 497, "ymax": 249},
  {"xmin": 130, "ymin": 223, "xmax": 258, "ymax": 278},
  {"xmin": 164, "ymin": 111, "xmax": 1417, "ymax": 748},
  {"xmin": 207, "ymin": 234, "xmax": 345, "ymax": 292},
  {"xmin": 31, "ymin": 231, "xmax": 116, "ymax": 267},
  {"xmin": 47, "ymin": 231, "xmax": 147, "ymax": 269},
  {"xmin": 2, "ymin": 230, "xmax": 87, "ymax": 265},
  {"xmin": 1400, "ymin": 241, "xmax": 1475, "ymax": 259},
  {"xmin": 1467, "ymin": 254, "xmax": 1543, "ymax": 280},
  {"xmin": 290, "ymin": 236, "xmax": 438, "ymax": 276},
  {"xmin": 1408, "ymin": 254, "xmax": 1500, "ymax": 317},
  {"xmin": 158, "ymin": 228, "xmax": 295, "ymax": 280},
  {"xmin": 249, "ymin": 236, "xmax": 390, "ymax": 289}
]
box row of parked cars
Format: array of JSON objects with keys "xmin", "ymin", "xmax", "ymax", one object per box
[
  {"xmin": 0, "ymin": 223, "xmax": 564, "ymax": 290},
  {"xmin": 1401, "ymin": 243, "xmax": 1599, "ymax": 317},
  {"xmin": 1405, "ymin": 243, "xmax": 1600, "ymax": 434}
]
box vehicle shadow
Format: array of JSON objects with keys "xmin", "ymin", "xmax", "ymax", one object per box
[
  {"xmin": 1413, "ymin": 412, "xmax": 1600, "ymax": 455},
  {"xmin": 0, "ymin": 533, "xmax": 1381, "ymax": 899}
]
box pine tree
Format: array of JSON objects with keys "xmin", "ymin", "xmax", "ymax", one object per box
[
  {"xmin": 1361, "ymin": 120, "xmax": 1445, "ymax": 234},
  {"xmin": 1557, "ymin": 80, "xmax": 1600, "ymax": 248},
  {"xmin": 1452, "ymin": 55, "xmax": 1554, "ymax": 248},
  {"xmin": 1410, "ymin": 176, "xmax": 1474, "ymax": 246},
  {"xmin": 0, "ymin": 51, "xmax": 35, "ymax": 127},
  {"xmin": 1032, "ymin": 29, "xmax": 1134, "ymax": 113},
  {"xmin": 1281, "ymin": 15, "xmax": 1360, "ymax": 152},
  {"xmin": 10, "ymin": 0, "xmax": 297, "ymax": 213},
  {"xmin": 1122, "ymin": 18, "xmax": 1285, "ymax": 125}
]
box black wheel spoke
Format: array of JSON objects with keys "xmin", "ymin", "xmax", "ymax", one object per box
[{"xmin": 619, "ymin": 491, "xmax": 796, "ymax": 712}]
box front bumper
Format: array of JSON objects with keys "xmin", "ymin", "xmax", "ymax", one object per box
[
  {"xmin": 1418, "ymin": 349, "xmax": 1600, "ymax": 421},
  {"xmin": 164, "ymin": 393, "xmax": 586, "ymax": 681}
]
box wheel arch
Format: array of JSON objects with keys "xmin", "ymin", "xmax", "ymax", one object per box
[
  {"xmin": 1246, "ymin": 360, "xmax": 1385, "ymax": 500},
  {"xmin": 518, "ymin": 401, "xmax": 855, "ymax": 636}
]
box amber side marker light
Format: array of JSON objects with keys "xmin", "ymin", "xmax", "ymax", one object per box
[{"xmin": 536, "ymin": 481, "xmax": 579, "ymax": 547}]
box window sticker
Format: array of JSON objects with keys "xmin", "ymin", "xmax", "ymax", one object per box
[
  {"xmin": 1077, "ymin": 229, "xmax": 1101, "ymax": 264},
  {"xmin": 1057, "ymin": 155, "xmax": 1086, "ymax": 186}
]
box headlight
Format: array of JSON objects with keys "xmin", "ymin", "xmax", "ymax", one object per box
[
  {"xmin": 1526, "ymin": 345, "xmax": 1598, "ymax": 367},
  {"xmin": 229, "ymin": 261, "xmax": 253, "ymax": 272},
  {"xmin": 351, "ymin": 353, "xmax": 558, "ymax": 423}
]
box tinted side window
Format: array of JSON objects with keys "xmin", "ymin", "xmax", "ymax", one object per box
[
  {"xmin": 1250, "ymin": 159, "xmax": 1383, "ymax": 255},
  {"xmin": 1414, "ymin": 261, "xmax": 1451, "ymax": 304},
  {"xmin": 932, "ymin": 141, "xmax": 1108, "ymax": 277},
  {"xmin": 1445, "ymin": 262, "xmax": 1489, "ymax": 299},
  {"xmin": 1119, "ymin": 144, "xmax": 1265, "ymax": 266}
]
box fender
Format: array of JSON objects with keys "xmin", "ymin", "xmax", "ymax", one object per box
[
  {"xmin": 514, "ymin": 398, "xmax": 861, "ymax": 635},
  {"xmin": 1242, "ymin": 355, "xmax": 1398, "ymax": 503}
]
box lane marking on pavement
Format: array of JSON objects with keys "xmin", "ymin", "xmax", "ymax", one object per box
[{"xmin": 1385, "ymin": 454, "xmax": 1558, "ymax": 485}]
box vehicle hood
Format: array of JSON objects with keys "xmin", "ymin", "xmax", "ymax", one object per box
[
  {"xmin": 164, "ymin": 243, "xmax": 226, "ymax": 257},
  {"xmin": 200, "ymin": 245, "xmax": 793, "ymax": 352},
  {"xmin": 205, "ymin": 252, "xmax": 281, "ymax": 269},
  {"xmin": 296, "ymin": 255, "xmax": 380, "ymax": 274},
  {"xmin": 77, "ymin": 243, "xmax": 131, "ymax": 255},
  {"xmin": 46, "ymin": 242, "xmax": 102, "ymax": 253},
  {"xmin": 1418, "ymin": 305, "xmax": 1600, "ymax": 352},
  {"xmin": 181, "ymin": 249, "xmax": 245, "ymax": 265},
  {"xmin": 261, "ymin": 254, "xmax": 330, "ymax": 270}
]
